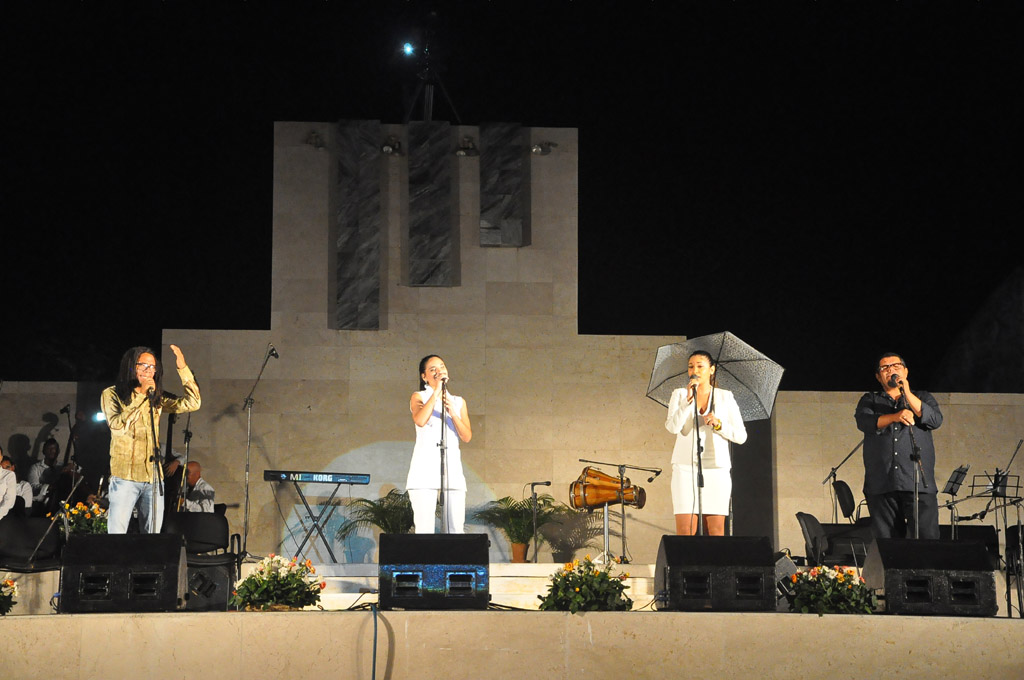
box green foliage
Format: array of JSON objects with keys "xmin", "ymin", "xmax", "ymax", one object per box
[
  {"xmin": 229, "ymin": 554, "xmax": 325, "ymax": 611},
  {"xmin": 335, "ymin": 489, "xmax": 414, "ymax": 541},
  {"xmin": 787, "ymin": 565, "xmax": 877, "ymax": 615},
  {"xmin": 538, "ymin": 556, "xmax": 633, "ymax": 613},
  {"xmin": 472, "ymin": 494, "xmax": 559, "ymax": 546}
]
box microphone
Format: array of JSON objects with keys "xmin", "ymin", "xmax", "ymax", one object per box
[
  {"xmin": 268, "ymin": 344, "xmax": 280, "ymax": 359},
  {"xmin": 530, "ymin": 481, "xmax": 552, "ymax": 488},
  {"xmin": 59, "ymin": 404, "xmax": 71, "ymax": 415},
  {"xmin": 887, "ymin": 375, "xmax": 901, "ymax": 389},
  {"xmin": 647, "ymin": 469, "xmax": 662, "ymax": 483}
]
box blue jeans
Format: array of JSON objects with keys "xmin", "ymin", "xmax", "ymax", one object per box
[{"xmin": 107, "ymin": 476, "xmax": 164, "ymax": 534}]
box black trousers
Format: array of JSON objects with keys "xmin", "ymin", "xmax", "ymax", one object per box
[{"xmin": 866, "ymin": 490, "xmax": 939, "ymax": 540}]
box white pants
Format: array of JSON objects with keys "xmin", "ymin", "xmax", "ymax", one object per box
[
  {"xmin": 107, "ymin": 476, "xmax": 164, "ymax": 534},
  {"xmin": 408, "ymin": 488, "xmax": 465, "ymax": 534}
]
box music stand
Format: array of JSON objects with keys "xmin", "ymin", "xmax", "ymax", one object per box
[
  {"xmin": 943, "ymin": 465, "xmax": 970, "ymax": 495},
  {"xmin": 942, "ymin": 464, "xmax": 970, "ymax": 539}
]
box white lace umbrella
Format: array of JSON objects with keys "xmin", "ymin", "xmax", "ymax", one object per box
[{"xmin": 646, "ymin": 331, "xmax": 784, "ymax": 421}]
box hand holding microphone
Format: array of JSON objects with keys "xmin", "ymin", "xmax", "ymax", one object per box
[{"xmin": 686, "ymin": 373, "xmax": 699, "ymax": 402}]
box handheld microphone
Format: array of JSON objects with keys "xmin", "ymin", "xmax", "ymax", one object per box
[
  {"xmin": 268, "ymin": 344, "xmax": 280, "ymax": 359},
  {"xmin": 887, "ymin": 375, "xmax": 901, "ymax": 388}
]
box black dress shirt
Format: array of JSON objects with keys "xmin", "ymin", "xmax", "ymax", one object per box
[{"xmin": 855, "ymin": 389, "xmax": 943, "ymax": 496}]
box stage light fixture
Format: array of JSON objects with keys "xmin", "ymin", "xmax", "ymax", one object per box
[
  {"xmin": 403, "ymin": 42, "xmax": 415, "ymax": 57},
  {"xmin": 531, "ymin": 141, "xmax": 557, "ymax": 156},
  {"xmin": 381, "ymin": 135, "xmax": 403, "ymax": 156},
  {"xmin": 93, "ymin": 411, "xmax": 105, "ymax": 423},
  {"xmin": 454, "ymin": 136, "xmax": 479, "ymax": 157}
]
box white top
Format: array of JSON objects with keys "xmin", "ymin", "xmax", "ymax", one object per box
[
  {"xmin": 0, "ymin": 468, "xmax": 16, "ymax": 520},
  {"xmin": 406, "ymin": 386, "xmax": 466, "ymax": 491},
  {"xmin": 183, "ymin": 477, "xmax": 215, "ymax": 513},
  {"xmin": 665, "ymin": 387, "xmax": 747, "ymax": 469}
]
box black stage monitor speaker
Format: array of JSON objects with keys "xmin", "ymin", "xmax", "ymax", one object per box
[
  {"xmin": 59, "ymin": 534, "xmax": 187, "ymax": 613},
  {"xmin": 655, "ymin": 535, "xmax": 776, "ymax": 612},
  {"xmin": 863, "ymin": 538, "xmax": 997, "ymax": 616},
  {"xmin": 378, "ymin": 534, "xmax": 489, "ymax": 610},
  {"xmin": 184, "ymin": 562, "xmax": 236, "ymax": 612}
]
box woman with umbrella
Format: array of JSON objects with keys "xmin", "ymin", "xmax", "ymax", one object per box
[{"xmin": 664, "ymin": 350, "xmax": 747, "ymax": 536}]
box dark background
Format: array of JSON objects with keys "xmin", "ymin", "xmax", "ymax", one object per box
[{"xmin": 2, "ymin": 1, "xmax": 1022, "ymax": 393}]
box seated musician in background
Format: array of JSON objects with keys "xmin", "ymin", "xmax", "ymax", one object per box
[
  {"xmin": 1, "ymin": 456, "xmax": 33, "ymax": 516},
  {"xmin": 164, "ymin": 457, "xmax": 215, "ymax": 513},
  {"xmin": 27, "ymin": 438, "xmax": 61, "ymax": 508},
  {"xmin": 182, "ymin": 462, "xmax": 215, "ymax": 513},
  {"xmin": 0, "ymin": 452, "xmax": 17, "ymax": 521}
]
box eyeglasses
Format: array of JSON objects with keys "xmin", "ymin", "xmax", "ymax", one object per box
[
  {"xmin": 136, "ymin": 363, "xmax": 157, "ymax": 372},
  {"xmin": 878, "ymin": 362, "xmax": 905, "ymax": 373}
]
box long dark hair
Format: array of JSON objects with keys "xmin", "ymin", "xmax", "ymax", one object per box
[
  {"xmin": 114, "ymin": 346, "xmax": 163, "ymax": 405},
  {"xmin": 418, "ymin": 354, "xmax": 442, "ymax": 390}
]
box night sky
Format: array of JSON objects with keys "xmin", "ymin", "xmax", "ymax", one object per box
[{"xmin": 2, "ymin": 1, "xmax": 1022, "ymax": 392}]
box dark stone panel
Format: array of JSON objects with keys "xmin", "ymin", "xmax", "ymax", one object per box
[
  {"xmin": 408, "ymin": 121, "xmax": 458, "ymax": 286},
  {"xmin": 331, "ymin": 120, "xmax": 382, "ymax": 329},
  {"xmin": 480, "ymin": 123, "xmax": 531, "ymax": 247}
]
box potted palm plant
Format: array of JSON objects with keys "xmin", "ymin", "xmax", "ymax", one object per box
[
  {"xmin": 472, "ymin": 494, "xmax": 559, "ymax": 562},
  {"xmin": 335, "ymin": 489, "xmax": 415, "ymax": 541}
]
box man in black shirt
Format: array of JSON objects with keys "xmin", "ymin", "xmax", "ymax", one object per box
[{"xmin": 854, "ymin": 352, "xmax": 943, "ymax": 539}]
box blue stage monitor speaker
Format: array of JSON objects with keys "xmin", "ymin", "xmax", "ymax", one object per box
[
  {"xmin": 59, "ymin": 533, "xmax": 187, "ymax": 613},
  {"xmin": 655, "ymin": 535, "xmax": 776, "ymax": 612},
  {"xmin": 862, "ymin": 538, "xmax": 997, "ymax": 616},
  {"xmin": 378, "ymin": 534, "xmax": 489, "ymax": 610}
]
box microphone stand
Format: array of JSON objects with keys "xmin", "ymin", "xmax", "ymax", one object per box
[
  {"xmin": 822, "ymin": 441, "xmax": 864, "ymax": 523},
  {"xmin": 530, "ymin": 481, "xmax": 552, "ymax": 563},
  {"xmin": 28, "ymin": 472, "xmax": 88, "ymax": 564},
  {"xmin": 690, "ymin": 385, "xmax": 706, "ymax": 536},
  {"xmin": 241, "ymin": 344, "xmax": 277, "ymax": 559},
  {"xmin": 437, "ymin": 380, "xmax": 449, "ymax": 534},
  {"xmin": 147, "ymin": 393, "xmax": 164, "ymax": 535},
  {"xmin": 176, "ymin": 413, "xmax": 193, "ymax": 512},
  {"xmin": 896, "ymin": 381, "xmax": 926, "ymax": 540}
]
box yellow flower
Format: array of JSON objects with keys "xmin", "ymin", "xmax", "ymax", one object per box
[
  {"xmin": 85, "ymin": 513, "xmax": 92, "ymax": 519},
  {"xmin": 574, "ymin": 587, "xmax": 580, "ymax": 592}
]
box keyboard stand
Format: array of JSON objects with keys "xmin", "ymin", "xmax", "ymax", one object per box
[{"xmin": 289, "ymin": 479, "xmax": 346, "ymax": 562}]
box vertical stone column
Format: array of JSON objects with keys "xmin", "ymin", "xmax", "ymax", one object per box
[
  {"xmin": 480, "ymin": 123, "xmax": 531, "ymax": 247},
  {"xmin": 407, "ymin": 121, "xmax": 459, "ymax": 286},
  {"xmin": 330, "ymin": 120, "xmax": 383, "ymax": 329}
]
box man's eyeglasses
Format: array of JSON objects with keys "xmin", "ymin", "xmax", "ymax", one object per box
[
  {"xmin": 136, "ymin": 363, "xmax": 157, "ymax": 372},
  {"xmin": 878, "ymin": 362, "xmax": 905, "ymax": 373}
]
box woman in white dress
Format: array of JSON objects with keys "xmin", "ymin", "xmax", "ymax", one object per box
[
  {"xmin": 664, "ymin": 350, "xmax": 746, "ymax": 536},
  {"xmin": 407, "ymin": 354, "xmax": 473, "ymax": 533}
]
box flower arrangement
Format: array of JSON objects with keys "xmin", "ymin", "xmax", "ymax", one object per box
[
  {"xmin": 229, "ymin": 554, "xmax": 326, "ymax": 611},
  {"xmin": 787, "ymin": 565, "xmax": 876, "ymax": 615},
  {"xmin": 1, "ymin": 578, "xmax": 18, "ymax": 616},
  {"xmin": 47, "ymin": 501, "xmax": 107, "ymax": 535},
  {"xmin": 538, "ymin": 555, "xmax": 633, "ymax": 613}
]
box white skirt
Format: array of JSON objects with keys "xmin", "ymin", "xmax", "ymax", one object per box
[{"xmin": 671, "ymin": 464, "xmax": 732, "ymax": 516}]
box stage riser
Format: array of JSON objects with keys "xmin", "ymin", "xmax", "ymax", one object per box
[{"xmin": 3, "ymin": 610, "xmax": 1022, "ymax": 680}]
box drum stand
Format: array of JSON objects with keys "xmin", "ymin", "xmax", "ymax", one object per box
[{"xmin": 579, "ymin": 458, "xmax": 660, "ymax": 565}]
